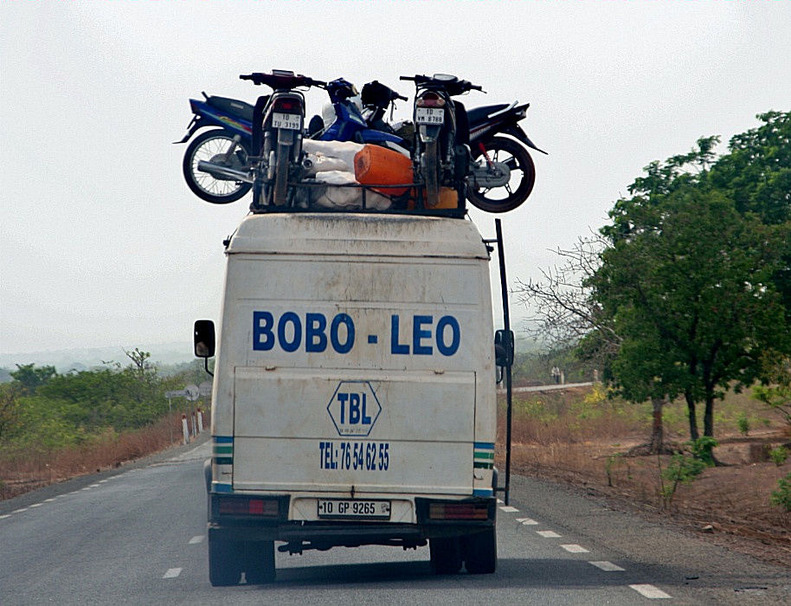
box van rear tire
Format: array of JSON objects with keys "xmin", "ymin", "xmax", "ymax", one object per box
[
  {"xmin": 241, "ymin": 540, "xmax": 276, "ymax": 584},
  {"xmin": 208, "ymin": 536, "xmax": 242, "ymax": 586},
  {"xmin": 430, "ymin": 536, "xmax": 462, "ymax": 574},
  {"xmin": 462, "ymin": 527, "xmax": 497, "ymax": 574}
]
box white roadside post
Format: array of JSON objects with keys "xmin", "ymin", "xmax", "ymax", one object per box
[
  {"xmin": 167, "ymin": 386, "xmax": 202, "ymax": 444},
  {"xmin": 198, "ymin": 381, "xmax": 212, "ymax": 433},
  {"xmin": 184, "ymin": 384, "xmax": 200, "ymax": 437}
]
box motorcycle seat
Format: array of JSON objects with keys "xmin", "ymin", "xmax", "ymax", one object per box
[
  {"xmin": 207, "ymin": 96, "xmax": 255, "ymax": 122},
  {"xmin": 467, "ymin": 104, "xmax": 510, "ymax": 125}
]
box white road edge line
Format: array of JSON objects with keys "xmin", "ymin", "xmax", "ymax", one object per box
[
  {"xmin": 629, "ymin": 584, "xmax": 672, "ymax": 599},
  {"xmin": 589, "ymin": 560, "xmax": 625, "ymax": 572},
  {"xmin": 560, "ymin": 544, "xmax": 589, "ymax": 553},
  {"xmin": 163, "ymin": 568, "xmax": 182, "ymax": 579},
  {"xmin": 0, "ymin": 514, "xmax": 10, "ymax": 520}
]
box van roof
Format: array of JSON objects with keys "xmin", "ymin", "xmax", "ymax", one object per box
[{"xmin": 227, "ymin": 213, "xmax": 490, "ymax": 259}]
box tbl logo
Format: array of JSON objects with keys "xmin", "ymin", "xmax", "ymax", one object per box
[{"xmin": 327, "ymin": 381, "xmax": 382, "ymax": 437}]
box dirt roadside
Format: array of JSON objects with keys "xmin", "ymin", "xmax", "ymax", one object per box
[{"xmin": 505, "ymin": 433, "xmax": 791, "ymax": 569}]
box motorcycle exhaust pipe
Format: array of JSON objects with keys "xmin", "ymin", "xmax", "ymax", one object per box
[{"xmin": 197, "ymin": 161, "xmax": 254, "ymax": 184}]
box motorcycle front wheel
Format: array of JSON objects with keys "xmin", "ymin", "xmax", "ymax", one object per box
[
  {"xmin": 468, "ymin": 136, "xmax": 535, "ymax": 213},
  {"xmin": 182, "ymin": 129, "xmax": 252, "ymax": 204}
]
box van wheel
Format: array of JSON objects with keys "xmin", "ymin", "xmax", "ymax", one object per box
[
  {"xmin": 208, "ymin": 536, "xmax": 241, "ymax": 586},
  {"xmin": 242, "ymin": 540, "xmax": 276, "ymax": 584},
  {"xmin": 462, "ymin": 527, "xmax": 497, "ymax": 574},
  {"xmin": 430, "ymin": 536, "xmax": 462, "ymax": 574}
]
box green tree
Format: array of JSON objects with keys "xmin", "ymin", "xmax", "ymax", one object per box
[
  {"xmin": 0, "ymin": 384, "xmax": 21, "ymax": 442},
  {"xmin": 9, "ymin": 364, "xmax": 57, "ymax": 395},
  {"xmin": 590, "ymin": 112, "xmax": 791, "ymax": 440}
]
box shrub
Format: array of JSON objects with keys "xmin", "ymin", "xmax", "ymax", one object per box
[
  {"xmin": 690, "ymin": 436, "xmax": 718, "ymax": 466},
  {"xmin": 737, "ymin": 412, "xmax": 750, "ymax": 436},
  {"xmin": 769, "ymin": 446, "xmax": 788, "ymax": 466},
  {"xmin": 660, "ymin": 453, "xmax": 707, "ymax": 508},
  {"xmin": 770, "ymin": 473, "xmax": 791, "ymax": 511}
]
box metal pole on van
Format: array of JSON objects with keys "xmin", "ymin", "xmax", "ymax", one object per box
[{"xmin": 487, "ymin": 219, "xmax": 514, "ymax": 506}]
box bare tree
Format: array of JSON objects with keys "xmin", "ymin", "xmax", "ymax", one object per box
[{"xmin": 515, "ymin": 233, "xmax": 619, "ymax": 356}]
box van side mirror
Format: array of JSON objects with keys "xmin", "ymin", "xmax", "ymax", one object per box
[
  {"xmin": 494, "ymin": 329, "xmax": 514, "ymax": 367},
  {"xmin": 194, "ymin": 320, "xmax": 216, "ymax": 358}
]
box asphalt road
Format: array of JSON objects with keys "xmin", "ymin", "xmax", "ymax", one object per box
[{"xmin": 1, "ymin": 439, "xmax": 789, "ymax": 605}]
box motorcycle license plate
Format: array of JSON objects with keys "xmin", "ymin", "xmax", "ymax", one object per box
[
  {"xmin": 317, "ymin": 499, "xmax": 391, "ymax": 520},
  {"xmin": 272, "ymin": 112, "xmax": 302, "ymax": 130},
  {"xmin": 416, "ymin": 107, "xmax": 444, "ymax": 125}
]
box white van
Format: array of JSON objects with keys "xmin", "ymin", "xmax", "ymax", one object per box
[{"xmin": 195, "ymin": 211, "xmax": 500, "ymax": 585}]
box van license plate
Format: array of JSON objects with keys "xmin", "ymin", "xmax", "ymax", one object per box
[
  {"xmin": 272, "ymin": 112, "xmax": 302, "ymax": 130},
  {"xmin": 317, "ymin": 499, "xmax": 391, "ymax": 520}
]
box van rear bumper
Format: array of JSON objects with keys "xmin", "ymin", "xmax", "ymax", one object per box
[{"xmin": 208, "ymin": 495, "xmax": 496, "ymax": 551}]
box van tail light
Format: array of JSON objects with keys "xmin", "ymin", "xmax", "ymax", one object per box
[
  {"xmin": 429, "ymin": 502, "xmax": 489, "ymax": 520},
  {"xmin": 218, "ymin": 496, "xmax": 280, "ymax": 518}
]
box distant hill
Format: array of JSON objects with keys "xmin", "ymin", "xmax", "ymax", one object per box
[{"xmin": 0, "ymin": 342, "xmax": 194, "ymax": 376}]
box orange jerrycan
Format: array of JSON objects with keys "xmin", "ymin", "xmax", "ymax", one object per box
[{"xmin": 353, "ymin": 145, "xmax": 413, "ymax": 197}]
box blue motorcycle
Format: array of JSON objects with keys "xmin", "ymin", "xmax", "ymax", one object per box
[
  {"xmin": 309, "ymin": 78, "xmax": 410, "ymax": 154},
  {"xmin": 176, "ymin": 93, "xmax": 256, "ymax": 204}
]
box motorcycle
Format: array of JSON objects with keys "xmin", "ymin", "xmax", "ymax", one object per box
[
  {"xmin": 400, "ymin": 73, "xmax": 485, "ymax": 209},
  {"xmin": 309, "ymin": 78, "xmax": 410, "ymax": 155},
  {"xmin": 176, "ymin": 93, "xmax": 255, "ymax": 204},
  {"xmin": 240, "ymin": 70, "xmax": 329, "ymax": 208},
  {"xmin": 467, "ymin": 101, "xmax": 546, "ymax": 213}
]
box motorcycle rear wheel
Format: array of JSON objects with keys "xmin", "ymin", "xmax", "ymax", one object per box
[
  {"xmin": 421, "ymin": 141, "xmax": 440, "ymax": 208},
  {"xmin": 183, "ymin": 129, "xmax": 251, "ymax": 204},
  {"xmin": 468, "ymin": 136, "xmax": 535, "ymax": 213},
  {"xmin": 272, "ymin": 142, "xmax": 290, "ymax": 206}
]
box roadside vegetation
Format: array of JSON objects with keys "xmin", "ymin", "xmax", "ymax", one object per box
[
  {"xmin": 0, "ymin": 351, "xmax": 211, "ymax": 500},
  {"xmin": 506, "ymin": 110, "xmax": 790, "ymax": 565}
]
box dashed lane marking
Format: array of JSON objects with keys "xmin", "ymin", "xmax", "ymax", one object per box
[
  {"xmin": 163, "ymin": 568, "xmax": 182, "ymax": 579},
  {"xmin": 189, "ymin": 535, "xmax": 205, "ymax": 544},
  {"xmin": 499, "ymin": 506, "xmax": 519, "ymax": 513},
  {"xmin": 589, "ymin": 561, "xmax": 626, "ymax": 572},
  {"xmin": 29, "ymin": 503, "xmax": 43, "ymax": 508},
  {"xmin": 0, "ymin": 514, "xmax": 10, "ymax": 520},
  {"xmin": 560, "ymin": 544, "xmax": 590, "ymax": 553},
  {"xmin": 516, "ymin": 517, "xmax": 539, "ymax": 525},
  {"xmin": 536, "ymin": 530, "xmax": 562, "ymax": 538},
  {"xmin": 629, "ymin": 584, "xmax": 672, "ymax": 599}
]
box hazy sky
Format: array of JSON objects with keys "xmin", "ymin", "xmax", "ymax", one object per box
[{"xmin": 1, "ymin": 1, "xmax": 789, "ymax": 355}]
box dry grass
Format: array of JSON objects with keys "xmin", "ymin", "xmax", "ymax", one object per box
[
  {"xmin": 498, "ymin": 384, "xmax": 791, "ymax": 567},
  {"xmin": 0, "ymin": 413, "xmax": 202, "ymax": 500}
]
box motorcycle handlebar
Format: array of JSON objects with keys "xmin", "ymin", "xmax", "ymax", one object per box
[
  {"xmin": 400, "ymin": 74, "xmax": 483, "ymax": 95},
  {"xmin": 239, "ymin": 72, "xmax": 326, "ymax": 89}
]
